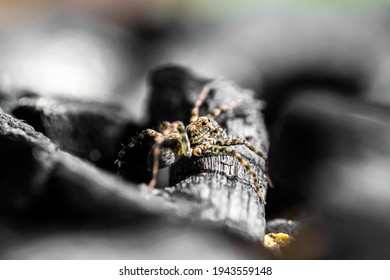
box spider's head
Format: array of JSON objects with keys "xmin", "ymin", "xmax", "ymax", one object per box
[{"xmin": 186, "ymin": 116, "xmax": 218, "ymax": 144}]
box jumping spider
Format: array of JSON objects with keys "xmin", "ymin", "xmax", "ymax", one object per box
[{"xmin": 115, "ymin": 86, "xmax": 272, "ymax": 204}]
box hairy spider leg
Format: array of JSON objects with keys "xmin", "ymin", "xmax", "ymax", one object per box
[
  {"xmin": 206, "ymin": 100, "xmax": 241, "ymax": 140},
  {"xmin": 209, "ymin": 125, "xmax": 228, "ymax": 141},
  {"xmin": 149, "ymin": 133, "xmax": 171, "ymax": 189},
  {"xmin": 215, "ymin": 137, "xmax": 273, "ymax": 188},
  {"xmin": 190, "ymin": 86, "xmax": 210, "ymax": 123},
  {"xmin": 190, "ymin": 84, "xmax": 239, "ymax": 122},
  {"xmin": 149, "ymin": 121, "xmax": 191, "ymax": 189},
  {"xmin": 209, "ymin": 145, "xmax": 266, "ymax": 204},
  {"xmin": 115, "ymin": 129, "xmax": 161, "ymax": 174},
  {"xmin": 207, "ymin": 99, "xmax": 241, "ymax": 120}
]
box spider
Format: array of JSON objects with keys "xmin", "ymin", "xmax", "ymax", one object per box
[{"xmin": 115, "ymin": 86, "xmax": 272, "ymax": 204}]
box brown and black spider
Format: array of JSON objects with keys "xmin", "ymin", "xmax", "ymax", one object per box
[{"xmin": 115, "ymin": 86, "xmax": 272, "ymax": 204}]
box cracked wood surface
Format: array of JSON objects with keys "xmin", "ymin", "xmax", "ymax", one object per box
[{"xmin": 148, "ymin": 66, "xmax": 269, "ymax": 241}]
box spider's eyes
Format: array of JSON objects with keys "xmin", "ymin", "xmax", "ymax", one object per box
[{"xmin": 200, "ymin": 118, "xmax": 209, "ymax": 125}]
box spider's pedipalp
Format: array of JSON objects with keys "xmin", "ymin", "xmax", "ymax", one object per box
[
  {"xmin": 174, "ymin": 121, "xmax": 192, "ymax": 157},
  {"xmin": 149, "ymin": 121, "xmax": 191, "ymax": 189},
  {"xmin": 209, "ymin": 145, "xmax": 266, "ymax": 204},
  {"xmin": 190, "ymin": 86, "xmax": 210, "ymax": 123}
]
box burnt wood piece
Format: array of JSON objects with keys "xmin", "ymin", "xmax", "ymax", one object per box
[
  {"xmin": 10, "ymin": 95, "xmax": 145, "ymax": 180},
  {"xmin": 0, "ymin": 112, "xmax": 164, "ymax": 222},
  {"xmin": 147, "ymin": 66, "xmax": 270, "ymax": 241},
  {"xmin": 0, "ymin": 113, "xmax": 270, "ymax": 259}
]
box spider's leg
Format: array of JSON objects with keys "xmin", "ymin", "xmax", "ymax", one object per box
[
  {"xmin": 190, "ymin": 86, "xmax": 210, "ymax": 123},
  {"xmin": 207, "ymin": 99, "xmax": 241, "ymax": 120},
  {"xmin": 209, "ymin": 126, "xmax": 228, "ymax": 140},
  {"xmin": 209, "ymin": 145, "xmax": 266, "ymax": 205},
  {"xmin": 148, "ymin": 135, "xmax": 163, "ymax": 189},
  {"xmin": 216, "ymin": 137, "xmax": 273, "ymax": 188},
  {"xmin": 115, "ymin": 129, "xmax": 161, "ymax": 174},
  {"xmin": 216, "ymin": 138, "xmax": 267, "ymax": 159}
]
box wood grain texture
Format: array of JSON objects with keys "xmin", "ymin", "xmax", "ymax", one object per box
[{"xmin": 148, "ymin": 66, "xmax": 270, "ymax": 241}]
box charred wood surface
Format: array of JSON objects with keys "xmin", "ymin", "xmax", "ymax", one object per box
[{"xmin": 148, "ymin": 66, "xmax": 270, "ymax": 241}]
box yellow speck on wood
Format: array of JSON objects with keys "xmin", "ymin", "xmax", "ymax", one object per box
[{"xmin": 264, "ymin": 232, "xmax": 294, "ymax": 250}]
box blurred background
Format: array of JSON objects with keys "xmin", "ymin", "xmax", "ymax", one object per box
[
  {"xmin": 1, "ymin": 0, "xmax": 390, "ymax": 259},
  {"xmin": 1, "ymin": 0, "xmax": 389, "ymax": 118}
]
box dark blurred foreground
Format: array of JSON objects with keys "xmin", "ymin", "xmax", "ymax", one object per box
[{"xmin": 1, "ymin": 2, "xmax": 390, "ymax": 259}]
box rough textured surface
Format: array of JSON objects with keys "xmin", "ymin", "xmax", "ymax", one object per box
[
  {"xmin": 0, "ymin": 110, "xmax": 270, "ymax": 259},
  {"xmin": 143, "ymin": 66, "xmax": 270, "ymax": 241},
  {"xmin": 10, "ymin": 95, "xmax": 140, "ymax": 174},
  {"xmin": 0, "ymin": 111, "xmax": 162, "ymax": 220},
  {"xmin": 0, "ymin": 75, "xmax": 271, "ymax": 259},
  {"xmin": 3, "ymin": 8, "xmax": 390, "ymax": 259},
  {"xmin": 1, "ymin": 66, "xmax": 271, "ymax": 243}
]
